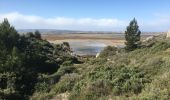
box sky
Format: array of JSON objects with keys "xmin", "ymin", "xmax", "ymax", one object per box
[{"xmin": 0, "ymin": 0, "xmax": 170, "ymax": 32}]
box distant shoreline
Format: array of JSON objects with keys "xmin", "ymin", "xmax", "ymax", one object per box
[{"xmin": 42, "ymin": 33, "xmax": 164, "ymax": 55}]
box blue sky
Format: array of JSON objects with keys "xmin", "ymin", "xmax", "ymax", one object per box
[{"xmin": 0, "ymin": 0, "xmax": 170, "ymax": 32}]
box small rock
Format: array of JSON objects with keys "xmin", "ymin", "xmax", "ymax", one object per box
[{"xmin": 96, "ymin": 53, "xmax": 100, "ymax": 58}]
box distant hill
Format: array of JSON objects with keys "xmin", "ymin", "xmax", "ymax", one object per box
[
  {"xmin": 17, "ymin": 29, "xmax": 116, "ymax": 34},
  {"xmin": 17, "ymin": 29, "xmax": 165, "ymax": 36}
]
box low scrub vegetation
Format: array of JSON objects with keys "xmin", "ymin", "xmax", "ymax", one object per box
[
  {"xmin": 1, "ymin": 19, "xmax": 170, "ymax": 100},
  {"xmin": 31, "ymin": 34, "xmax": 170, "ymax": 100}
]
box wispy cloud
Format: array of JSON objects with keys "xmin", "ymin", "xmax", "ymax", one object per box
[
  {"xmin": 140, "ymin": 13, "xmax": 170, "ymax": 32},
  {"xmin": 0, "ymin": 12, "xmax": 170, "ymax": 32}
]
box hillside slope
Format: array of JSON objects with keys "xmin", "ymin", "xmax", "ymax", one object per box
[
  {"xmin": 32, "ymin": 34, "xmax": 170, "ymax": 100},
  {"xmin": 0, "ymin": 19, "xmax": 79, "ymax": 100}
]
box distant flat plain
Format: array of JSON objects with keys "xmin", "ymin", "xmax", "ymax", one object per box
[
  {"xmin": 42, "ymin": 33, "xmax": 125, "ymax": 46},
  {"xmin": 42, "ymin": 33, "xmax": 163, "ymax": 55},
  {"xmin": 42, "ymin": 33, "xmax": 160, "ymax": 46}
]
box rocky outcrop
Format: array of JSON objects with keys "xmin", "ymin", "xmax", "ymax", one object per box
[{"xmin": 166, "ymin": 30, "xmax": 170, "ymax": 38}]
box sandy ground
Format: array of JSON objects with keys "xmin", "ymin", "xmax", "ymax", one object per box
[
  {"xmin": 42, "ymin": 33, "xmax": 124, "ymax": 40},
  {"xmin": 42, "ymin": 33, "xmax": 125, "ymax": 46},
  {"xmin": 48, "ymin": 39, "xmax": 124, "ymax": 46}
]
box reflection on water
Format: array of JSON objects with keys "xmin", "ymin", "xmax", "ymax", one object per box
[
  {"xmin": 72, "ymin": 46, "xmax": 104, "ymax": 55},
  {"xmin": 69, "ymin": 41, "xmax": 106, "ymax": 55}
]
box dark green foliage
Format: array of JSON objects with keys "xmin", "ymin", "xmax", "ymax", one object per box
[
  {"xmin": 125, "ymin": 18, "xmax": 141, "ymax": 51},
  {"xmin": 25, "ymin": 30, "xmax": 41, "ymax": 39},
  {"xmin": 0, "ymin": 19, "xmax": 77, "ymax": 99},
  {"xmin": 0, "ymin": 72, "xmax": 20, "ymax": 100},
  {"xmin": 25, "ymin": 32, "xmax": 35, "ymax": 38},
  {"xmin": 0, "ymin": 19, "xmax": 19, "ymax": 51},
  {"xmin": 34, "ymin": 30, "xmax": 41, "ymax": 39},
  {"xmin": 63, "ymin": 42, "xmax": 70, "ymax": 48},
  {"xmin": 19, "ymin": 36, "xmax": 58, "ymax": 73}
]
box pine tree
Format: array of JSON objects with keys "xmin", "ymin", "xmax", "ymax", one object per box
[
  {"xmin": 0, "ymin": 19, "xmax": 19, "ymax": 51},
  {"xmin": 125, "ymin": 18, "xmax": 141, "ymax": 51},
  {"xmin": 34, "ymin": 30, "xmax": 41, "ymax": 39}
]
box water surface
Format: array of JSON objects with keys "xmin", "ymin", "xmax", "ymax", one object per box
[{"xmin": 69, "ymin": 41, "xmax": 106, "ymax": 55}]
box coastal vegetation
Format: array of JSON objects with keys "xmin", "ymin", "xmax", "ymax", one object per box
[{"xmin": 0, "ymin": 19, "xmax": 170, "ymax": 100}]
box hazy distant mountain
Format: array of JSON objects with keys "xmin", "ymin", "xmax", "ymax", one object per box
[
  {"xmin": 17, "ymin": 29, "xmax": 120, "ymax": 34},
  {"xmin": 18, "ymin": 29, "xmax": 80, "ymax": 34}
]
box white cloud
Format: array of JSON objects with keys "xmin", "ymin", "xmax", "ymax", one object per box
[
  {"xmin": 0, "ymin": 12, "xmax": 170, "ymax": 32},
  {"xmin": 0, "ymin": 12, "xmax": 127, "ymax": 31}
]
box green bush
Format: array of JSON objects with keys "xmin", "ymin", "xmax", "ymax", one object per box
[
  {"xmin": 99, "ymin": 46, "xmax": 118, "ymax": 57},
  {"xmin": 131, "ymin": 70, "xmax": 170, "ymax": 100},
  {"xmin": 68, "ymin": 63, "xmax": 150, "ymax": 99},
  {"xmin": 0, "ymin": 72, "xmax": 21, "ymax": 100},
  {"xmin": 53, "ymin": 73, "xmax": 80, "ymax": 93},
  {"xmin": 57, "ymin": 65, "xmax": 76, "ymax": 77}
]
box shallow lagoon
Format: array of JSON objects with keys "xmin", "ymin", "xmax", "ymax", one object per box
[{"xmin": 69, "ymin": 41, "xmax": 106, "ymax": 55}]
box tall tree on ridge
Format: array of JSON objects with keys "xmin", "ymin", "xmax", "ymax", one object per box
[{"xmin": 125, "ymin": 18, "xmax": 141, "ymax": 51}]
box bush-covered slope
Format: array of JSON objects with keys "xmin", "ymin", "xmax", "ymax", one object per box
[
  {"xmin": 1, "ymin": 19, "xmax": 170, "ymax": 100},
  {"xmin": 33, "ymin": 34, "xmax": 170, "ymax": 100}
]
